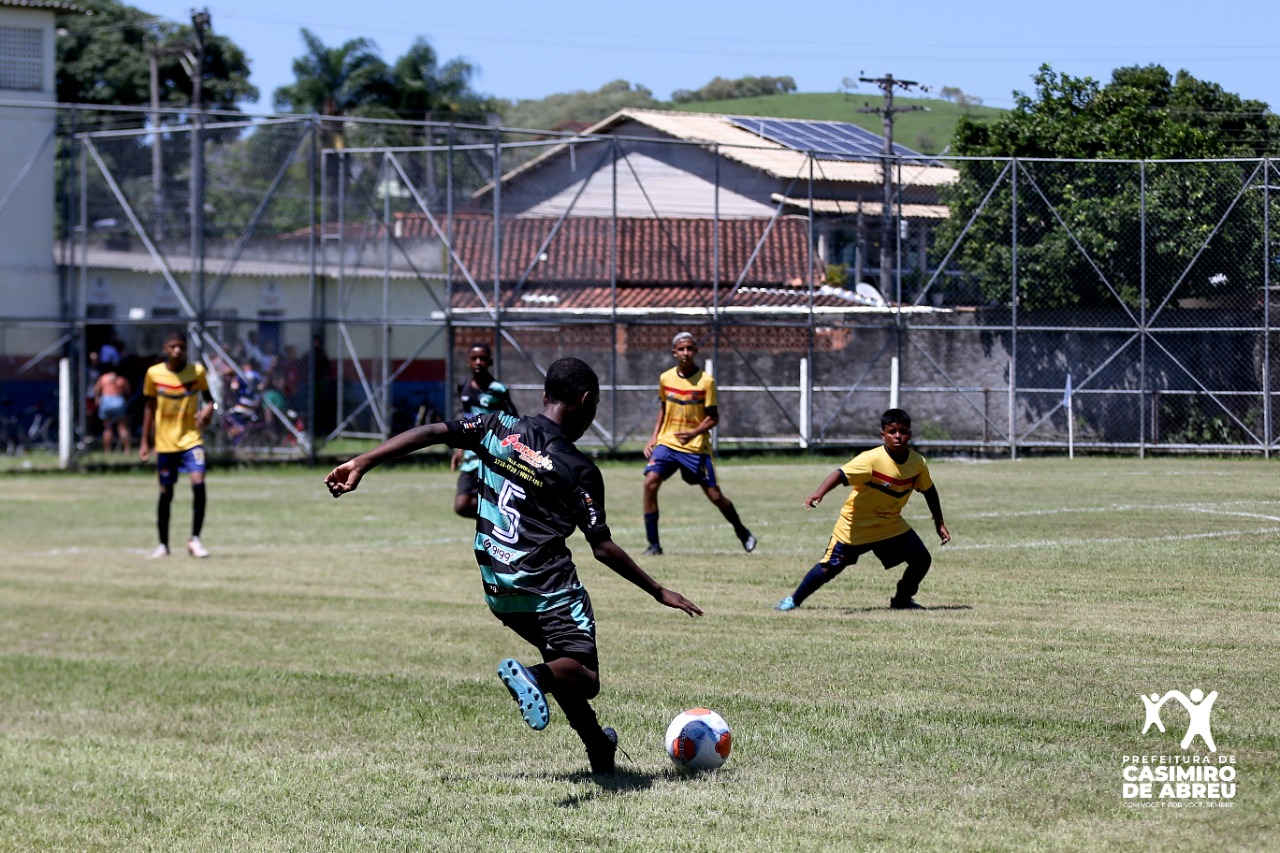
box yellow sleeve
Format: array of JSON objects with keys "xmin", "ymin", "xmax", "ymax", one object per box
[{"xmin": 840, "ymin": 452, "xmax": 872, "ymax": 486}]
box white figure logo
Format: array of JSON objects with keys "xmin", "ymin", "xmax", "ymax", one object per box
[{"xmin": 1140, "ymin": 688, "xmax": 1218, "ymax": 752}]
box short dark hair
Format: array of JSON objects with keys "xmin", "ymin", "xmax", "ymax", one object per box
[
  {"xmin": 882, "ymin": 408, "xmax": 911, "ymax": 428},
  {"xmin": 468, "ymin": 343, "xmax": 492, "ymax": 355},
  {"xmin": 163, "ymin": 329, "xmax": 186, "ymax": 345},
  {"xmin": 545, "ymin": 357, "xmax": 599, "ymax": 404}
]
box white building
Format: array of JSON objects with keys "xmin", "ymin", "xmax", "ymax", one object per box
[{"xmin": 0, "ymin": 1, "xmax": 77, "ymax": 339}]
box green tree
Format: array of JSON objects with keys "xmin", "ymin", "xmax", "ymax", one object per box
[
  {"xmin": 272, "ymin": 29, "xmax": 392, "ymax": 135},
  {"xmin": 390, "ymin": 38, "xmax": 491, "ymax": 122},
  {"xmin": 497, "ymin": 80, "xmax": 660, "ymax": 132},
  {"xmin": 672, "ymin": 75, "xmax": 796, "ymax": 103},
  {"xmin": 56, "ymin": 0, "xmax": 256, "ymax": 116},
  {"xmin": 938, "ymin": 64, "xmax": 1280, "ymax": 309}
]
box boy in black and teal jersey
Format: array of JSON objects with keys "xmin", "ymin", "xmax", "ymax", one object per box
[
  {"xmin": 450, "ymin": 343, "xmax": 518, "ymax": 518},
  {"xmin": 325, "ymin": 357, "xmax": 702, "ymax": 775}
]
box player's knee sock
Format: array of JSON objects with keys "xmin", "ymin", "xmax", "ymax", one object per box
[
  {"xmin": 157, "ymin": 491, "xmax": 173, "ymax": 548},
  {"xmin": 718, "ymin": 502, "xmax": 750, "ymax": 540},
  {"xmin": 191, "ymin": 483, "xmax": 206, "ymax": 537},
  {"xmin": 644, "ymin": 511, "xmax": 659, "ymax": 546},
  {"xmin": 553, "ymin": 690, "xmax": 609, "ymax": 749},
  {"xmin": 792, "ymin": 562, "xmax": 840, "ymax": 605},
  {"xmin": 895, "ymin": 554, "xmax": 932, "ymax": 601}
]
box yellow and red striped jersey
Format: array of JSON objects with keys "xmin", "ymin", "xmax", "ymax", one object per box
[
  {"xmin": 143, "ymin": 361, "xmax": 208, "ymax": 453},
  {"xmin": 655, "ymin": 366, "xmax": 717, "ymax": 455},
  {"xmin": 833, "ymin": 445, "xmax": 934, "ymax": 545}
]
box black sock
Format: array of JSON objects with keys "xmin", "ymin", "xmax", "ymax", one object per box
[
  {"xmin": 191, "ymin": 483, "xmax": 206, "ymax": 538},
  {"xmin": 719, "ymin": 502, "xmax": 750, "ymax": 540},
  {"xmin": 644, "ymin": 511, "xmax": 659, "ymax": 546},
  {"xmin": 157, "ymin": 491, "xmax": 173, "ymax": 548},
  {"xmin": 792, "ymin": 563, "xmax": 838, "ymax": 605}
]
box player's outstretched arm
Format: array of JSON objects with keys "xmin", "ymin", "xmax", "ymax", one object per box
[
  {"xmin": 325, "ymin": 422, "xmax": 450, "ymax": 497},
  {"xmin": 591, "ymin": 538, "xmax": 703, "ymax": 617},
  {"xmin": 804, "ymin": 469, "xmax": 847, "ymax": 509}
]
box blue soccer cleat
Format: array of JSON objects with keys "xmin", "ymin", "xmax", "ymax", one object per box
[
  {"xmin": 498, "ymin": 658, "xmax": 549, "ymax": 730},
  {"xmin": 774, "ymin": 596, "xmax": 796, "ymax": 611}
]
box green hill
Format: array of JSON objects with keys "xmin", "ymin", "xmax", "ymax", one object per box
[{"xmin": 667, "ymin": 92, "xmax": 1004, "ymax": 155}]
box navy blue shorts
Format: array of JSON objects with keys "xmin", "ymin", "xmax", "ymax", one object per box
[
  {"xmin": 820, "ymin": 529, "xmax": 929, "ymax": 571},
  {"xmin": 644, "ymin": 444, "xmax": 718, "ymax": 488},
  {"xmin": 156, "ymin": 446, "xmax": 206, "ymax": 486},
  {"xmin": 495, "ymin": 593, "xmax": 599, "ymax": 671}
]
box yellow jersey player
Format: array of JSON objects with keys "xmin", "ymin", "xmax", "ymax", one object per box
[
  {"xmin": 641, "ymin": 332, "xmax": 755, "ymax": 556},
  {"xmin": 776, "ymin": 408, "xmax": 951, "ymax": 611},
  {"xmin": 139, "ymin": 329, "xmax": 216, "ymax": 559}
]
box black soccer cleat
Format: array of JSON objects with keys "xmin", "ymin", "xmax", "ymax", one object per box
[
  {"xmin": 889, "ymin": 597, "xmax": 925, "ymax": 610},
  {"xmin": 642, "ymin": 544, "xmax": 663, "ymax": 556},
  {"xmin": 588, "ymin": 727, "xmax": 620, "ymax": 775}
]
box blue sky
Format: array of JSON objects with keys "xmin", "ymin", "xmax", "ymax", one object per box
[{"xmin": 136, "ymin": 0, "xmax": 1280, "ymax": 113}]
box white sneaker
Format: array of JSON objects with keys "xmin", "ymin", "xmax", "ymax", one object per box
[
  {"xmin": 186, "ymin": 536, "xmax": 210, "ymax": 558},
  {"xmin": 147, "ymin": 544, "xmax": 170, "ymax": 559}
]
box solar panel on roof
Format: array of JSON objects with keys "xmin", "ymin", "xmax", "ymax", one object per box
[{"xmin": 730, "ymin": 117, "xmax": 928, "ymax": 162}]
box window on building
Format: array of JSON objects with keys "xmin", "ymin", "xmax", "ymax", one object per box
[{"xmin": 0, "ymin": 26, "xmax": 43, "ymax": 92}]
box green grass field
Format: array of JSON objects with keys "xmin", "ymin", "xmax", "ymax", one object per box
[{"xmin": 2, "ymin": 456, "xmax": 1278, "ymax": 852}]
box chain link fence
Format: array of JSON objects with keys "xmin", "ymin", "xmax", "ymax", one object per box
[{"xmin": 2, "ymin": 104, "xmax": 1278, "ymax": 468}]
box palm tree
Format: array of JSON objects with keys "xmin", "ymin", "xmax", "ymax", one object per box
[
  {"xmin": 273, "ymin": 28, "xmax": 392, "ymax": 148},
  {"xmin": 391, "ymin": 38, "xmax": 486, "ymax": 122}
]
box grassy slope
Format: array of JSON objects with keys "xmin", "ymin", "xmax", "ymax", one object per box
[
  {"xmin": 668, "ymin": 92, "xmax": 1004, "ymax": 155},
  {"xmin": 1, "ymin": 457, "xmax": 1277, "ymax": 852}
]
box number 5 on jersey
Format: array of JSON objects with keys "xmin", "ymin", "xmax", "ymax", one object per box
[{"xmin": 490, "ymin": 480, "xmax": 526, "ymax": 544}]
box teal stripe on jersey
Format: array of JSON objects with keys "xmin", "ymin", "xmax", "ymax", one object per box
[
  {"xmin": 474, "ymin": 531, "xmax": 529, "ymax": 569},
  {"xmin": 485, "ymin": 584, "xmax": 583, "ymax": 615}
]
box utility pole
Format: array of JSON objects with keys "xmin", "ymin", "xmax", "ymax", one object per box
[
  {"xmin": 858, "ymin": 74, "xmax": 925, "ymax": 300},
  {"xmin": 190, "ymin": 8, "xmax": 210, "ymax": 340}
]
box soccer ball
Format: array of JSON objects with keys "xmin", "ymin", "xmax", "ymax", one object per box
[{"xmin": 665, "ymin": 708, "xmax": 732, "ymax": 770}]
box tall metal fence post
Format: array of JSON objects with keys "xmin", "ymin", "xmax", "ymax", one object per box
[
  {"xmin": 806, "ymin": 152, "xmax": 815, "ymax": 452},
  {"xmin": 1265, "ymin": 162, "xmax": 1272, "ymax": 458},
  {"xmin": 492, "ymin": 127, "xmax": 503, "ymax": 376},
  {"xmin": 1139, "ymin": 161, "xmax": 1147, "ymax": 458},
  {"xmin": 1009, "ymin": 158, "xmax": 1019, "ymax": 460},
  {"xmin": 444, "ymin": 125, "xmax": 456, "ymax": 429},
  {"xmin": 306, "ymin": 116, "xmax": 318, "ymax": 463},
  {"xmin": 610, "ymin": 138, "xmax": 620, "ymax": 449}
]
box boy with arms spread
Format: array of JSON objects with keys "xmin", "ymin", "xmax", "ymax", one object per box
[
  {"xmin": 450, "ymin": 342, "xmax": 518, "ymax": 518},
  {"xmin": 325, "ymin": 357, "xmax": 701, "ymax": 775},
  {"xmin": 641, "ymin": 332, "xmax": 756, "ymax": 556},
  {"xmin": 139, "ymin": 329, "xmax": 216, "ymax": 559},
  {"xmin": 776, "ymin": 408, "xmax": 951, "ymax": 611}
]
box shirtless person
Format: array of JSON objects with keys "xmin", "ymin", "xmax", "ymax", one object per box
[{"xmin": 93, "ymin": 357, "xmax": 132, "ymax": 454}]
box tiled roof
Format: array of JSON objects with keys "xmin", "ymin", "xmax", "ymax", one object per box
[
  {"xmin": 494, "ymin": 109, "xmax": 959, "ymax": 191},
  {"xmin": 397, "ymin": 213, "xmax": 915, "ymax": 314},
  {"xmin": 399, "ymin": 214, "xmax": 820, "ymax": 287}
]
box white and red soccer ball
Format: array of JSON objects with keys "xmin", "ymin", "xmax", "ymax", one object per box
[{"xmin": 665, "ymin": 708, "xmax": 732, "ymax": 770}]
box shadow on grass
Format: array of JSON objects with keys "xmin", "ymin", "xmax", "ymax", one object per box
[
  {"xmin": 829, "ymin": 603, "xmax": 975, "ymax": 614},
  {"xmin": 551, "ymin": 767, "xmax": 656, "ymax": 805},
  {"xmin": 553, "ymin": 764, "xmax": 734, "ymax": 805}
]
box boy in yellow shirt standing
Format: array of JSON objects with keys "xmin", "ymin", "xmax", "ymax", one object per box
[
  {"xmin": 139, "ymin": 330, "xmax": 216, "ymax": 559},
  {"xmin": 776, "ymin": 408, "xmax": 950, "ymax": 611},
  {"xmin": 642, "ymin": 332, "xmax": 755, "ymax": 556}
]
